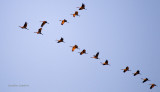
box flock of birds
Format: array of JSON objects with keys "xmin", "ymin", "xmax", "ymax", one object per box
[{"xmin": 19, "ymin": 3, "xmax": 157, "ymax": 90}]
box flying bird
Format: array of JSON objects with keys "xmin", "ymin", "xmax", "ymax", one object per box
[
  {"xmin": 40, "ymin": 21, "xmax": 49, "ymax": 27},
  {"xmin": 149, "ymin": 84, "xmax": 157, "ymax": 89},
  {"xmin": 121, "ymin": 66, "xmax": 131, "ymax": 73},
  {"xmin": 59, "ymin": 19, "xmax": 69, "ymax": 25},
  {"xmin": 56, "ymin": 37, "xmax": 65, "ymax": 43},
  {"xmin": 133, "ymin": 70, "xmax": 140, "ymax": 76},
  {"xmin": 101, "ymin": 60, "xmax": 110, "ymax": 66},
  {"xmin": 34, "ymin": 28, "xmax": 43, "ymax": 35},
  {"xmin": 71, "ymin": 11, "xmax": 80, "ymax": 17},
  {"xmin": 91, "ymin": 52, "xmax": 99, "ymax": 59},
  {"xmin": 70, "ymin": 45, "xmax": 79, "ymax": 52},
  {"xmin": 19, "ymin": 22, "xmax": 29, "ymax": 30},
  {"xmin": 77, "ymin": 3, "xmax": 86, "ymax": 10},
  {"xmin": 141, "ymin": 78, "xmax": 150, "ymax": 83},
  {"xmin": 78, "ymin": 49, "xmax": 87, "ymax": 55}
]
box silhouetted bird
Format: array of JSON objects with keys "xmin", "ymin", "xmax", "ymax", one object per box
[
  {"xmin": 70, "ymin": 45, "xmax": 79, "ymax": 52},
  {"xmin": 78, "ymin": 49, "xmax": 87, "ymax": 55},
  {"xmin": 19, "ymin": 22, "xmax": 29, "ymax": 30},
  {"xmin": 71, "ymin": 11, "xmax": 80, "ymax": 17},
  {"xmin": 57, "ymin": 37, "xmax": 65, "ymax": 43},
  {"xmin": 101, "ymin": 60, "xmax": 110, "ymax": 66},
  {"xmin": 133, "ymin": 70, "xmax": 140, "ymax": 76},
  {"xmin": 91, "ymin": 52, "xmax": 99, "ymax": 59},
  {"xmin": 59, "ymin": 19, "xmax": 69, "ymax": 25},
  {"xmin": 141, "ymin": 78, "xmax": 150, "ymax": 83},
  {"xmin": 40, "ymin": 21, "xmax": 49, "ymax": 27},
  {"xmin": 149, "ymin": 84, "xmax": 157, "ymax": 89},
  {"xmin": 121, "ymin": 66, "xmax": 131, "ymax": 73},
  {"xmin": 77, "ymin": 3, "xmax": 86, "ymax": 10},
  {"xmin": 34, "ymin": 28, "xmax": 43, "ymax": 35}
]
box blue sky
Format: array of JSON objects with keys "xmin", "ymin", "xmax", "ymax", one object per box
[{"xmin": 0, "ymin": 0, "xmax": 160, "ymax": 92}]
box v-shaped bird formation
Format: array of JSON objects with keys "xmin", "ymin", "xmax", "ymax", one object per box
[{"xmin": 18, "ymin": 3, "xmax": 157, "ymax": 90}]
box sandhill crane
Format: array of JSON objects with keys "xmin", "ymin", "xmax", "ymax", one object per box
[
  {"xmin": 101, "ymin": 60, "xmax": 110, "ymax": 66},
  {"xmin": 40, "ymin": 21, "xmax": 49, "ymax": 27},
  {"xmin": 133, "ymin": 70, "xmax": 140, "ymax": 76},
  {"xmin": 91, "ymin": 52, "xmax": 100, "ymax": 59},
  {"xmin": 78, "ymin": 49, "xmax": 87, "ymax": 55},
  {"xmin": 77, "ymin": 3, "xmax": 86, "ymax": 10},
  {"xmin": 59, "ymin": 19, "xmax": 69, "ymax": 25},
  {"xmin": 149, "ymin": 84, "xmax": 157, "ymax": 89},
  {"xmin": 71, "ymin": 11, "xmax": 80, "ymax": 17},
  {"xmin": 70, "ymin": 45, "xmax": 79, "ymax": 52},
  {"xmin": 121, "ymin": 66, "xmax": 131, "ymax": 73},
  {"xmin": 141, "ymin": 78, "xmax": 150, "ymax": 83},
  {"xmin": 34, "ymin": 28, "xmax": 43, "ymax": 35},
  {"xmin": 56, "ymin": 37, "xmax": 65, "ymax": 43},
  {"xmin": 19, "ymin": 22, "xmax": 29, "ymax": 30}
]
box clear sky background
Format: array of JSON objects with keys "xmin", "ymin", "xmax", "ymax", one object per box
[{"xmin": 0, "ymin": 0, "xmax": 160, "ymax": 92}]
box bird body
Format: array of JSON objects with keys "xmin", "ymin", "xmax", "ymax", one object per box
[
  {"xmin": 133, "ymin": 70, "xmax": 140, "ymax": 76},
  {"xmin": 79, "ymin": 49, "xmax": 87, "ymax": 55},
  {"xmin": 34, "ymin": 28, "xmax": 43, "ymax": 35},
  {"xmin": 91, "ymin": 52, "xmax": 99, "ymax": 59},
  {"xmin": 142, "ymin": 78, "xmax": 149, "ymax": 83},
  {"xmin": 57, "ymin": 37, "xmax": 64, "ymax": 43},
  {"xmin": 121, "ymin": 66, "xmax": 130, "ymax": 73},
  {"xmin": 101, "ymin": 60, "xmax": 110, "ymax": 65},
  {"xmin": 60, "ymin": 19, "xmax": 68, "ymax": 25},
  {"xmin": 71, "ymin": 45, "xmax": 79, "ymax": 52},
  {"xmin": 77, "ymin": 3, "xmax": 86, "ymax": 10},
  {"xmin": 41, "ymin": 21, "xmax": 49, "ymax": 27},
  {"xmin": 19, "ymin": 22, "xmax": 29, "ymax": 30},
  {"xmin": 71, "ymin": 11, "xmax": 80, "ymax": 17},
  {"xmin": 149, "ymin": 84, "xmax": 156, "ymax": 89}
]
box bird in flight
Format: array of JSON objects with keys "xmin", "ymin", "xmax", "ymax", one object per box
[
  {"xmin": 40, "ymin": 21, "xmax": 49, "ymax": 27},
  {"xmin": 70, "ymin": 45, "xmax": 79, "ymax": 52},
  {"xmin": 133, "ymin": 70, "xmax": 140, "ymax": 76},
  {"xmin": 34, "ymin": 28, "xmax": 43, "ymax": 35},
  {"xmin": 77, "ymin": 3, "xmax": 86, "ymax": 10},
  {"xmin": 56, "ymin": 37, "xmax": 65, "ymax": 43},
  {"xmin": 78, "ymin": 49, "xmax": 87, "ymax": 55},
  {"xmin": 141, "ymin": 78, "xmax": 150, "ymax": 83},
  {"xmin": 71, "ymin": 11, "xmax": 80, "ymax": 17},
  {"xmin": 91, "ymin": 52, "xmax": 100, "ymax": 59},
  {"xmin": 101, "ymin": 60, "xmax": 110, "ymax": 66},
  {"xmin": 121, "ymin": 66, "xmax": 131, "ymax": 73},
  {"xmin": 19, "ymin": 22, "xmax": 29, "ymax": 30},
  {"xmin": 59, "ymin": 19, "xmax": 69, "ymax": 25},
  {"xmin": 149, "ymin": 84, "xmax": 157, "ymax": 89}
]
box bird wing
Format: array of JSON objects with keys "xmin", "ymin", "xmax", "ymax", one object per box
[
  {"xmin": 38, "ymin": 28, "xmax": 42, "ymax": 33},
  {"xmin": 41, "ymin": 22, "xmax": 45, "ymax": 27},
  {"xmin": 95, "ymin": 52, "xmax": 99, "ymax": 57},
  {"xmin": 24, "ymin": 22, "xmax": 27, "ymax": 28},
  {"xmin": 75, "ymin": 11, "xmax": 78, "ymax": 15},
  {"xmin": 82, "ymin": 3, "xmax": 85, "ymax": 8},
  {"xmin": 105, "ymin": 60, "xmax": 108, "ymax": 64}
]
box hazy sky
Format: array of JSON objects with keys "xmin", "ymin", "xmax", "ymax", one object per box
[{"xmin": 0, "ymin": 0, "xmax": 160, "ymax": 92}]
